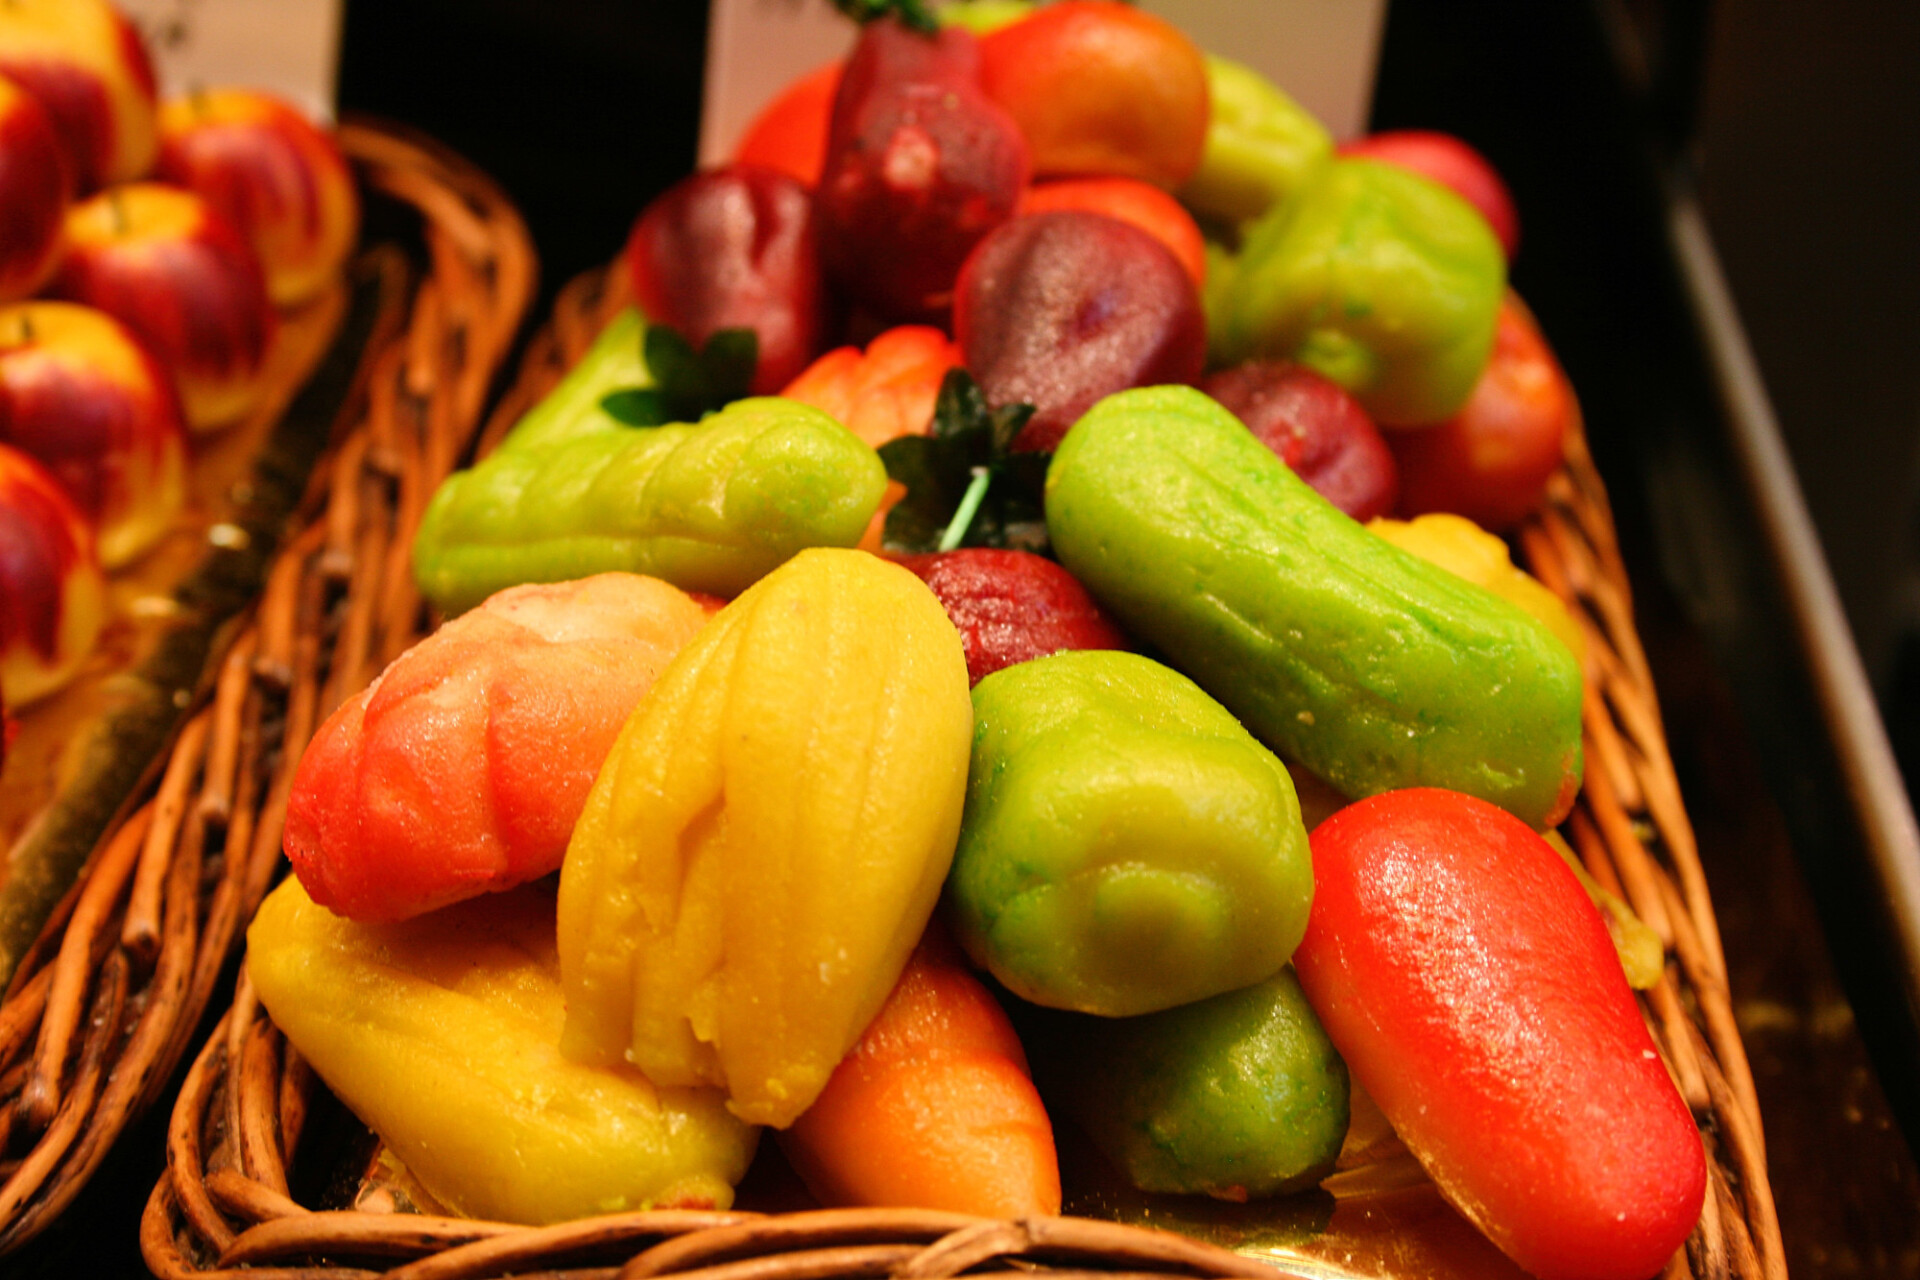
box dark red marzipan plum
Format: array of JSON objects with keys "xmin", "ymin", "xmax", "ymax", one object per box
[
  {"xmin": 815, "ymin": 17, "xmax": 1030, "ymax": 323},
  {"xmin": 956, "ymin": 210, "xmax": 1204, "ymax": 454},
  {"xmin": 625, "ymin": 164, "xmax": 829, "ymax": 395},
  {"xmin": 1199, "ymin": 359, "xmax": 1400, "ymax": 522},
  {"xmin": 895, "ymin": 548, "xmax": 1128, "ymax": 685}
]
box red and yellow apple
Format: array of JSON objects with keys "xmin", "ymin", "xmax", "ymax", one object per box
[
  {"xmin": 0, "ymin": 441, "xmax": 106, "ymax": 707},
  {"xmin": 0, "ymin": 0, "xmax": 158, "ymax": 193},
  {"xmin": 0, "ymin": 72, "xmax": 73, "ymax": 302},
  {"xmin": 48, "ymin": 181, "xmax": 276, "ymax": 432},
  {"xmin": 0, "ymin": 300, "xmax": 186, "ymax": 567},
  {"xmin": 156, "ymin": 88, "xmax": 360, "ymax": 307}
]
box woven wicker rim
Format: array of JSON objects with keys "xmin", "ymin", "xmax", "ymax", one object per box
[
  {"xmin": 0, "ymin": 118, "xmax": 536, "ymax": 1257},
  {"xmin": 0, "ymin": 120, "xmax": 1785, "ymax": 1278}
]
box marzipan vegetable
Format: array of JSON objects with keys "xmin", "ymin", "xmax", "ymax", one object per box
[
  {"xmin": 1294, "ymin": 789, "xmax": 1706, "ymax": 1280},
  {"xmin": 246, "ymin": 878, "xmax": 759, "ymax": 1224},
  {"xmin": 779, "ymin": 324, "xmax": 961, "ymax": 449},
  {"xmin": 949, "ymin": 648, "xmax": 1311, "ymax": 1016},
  {"xmin": 283, "ymin": 574, "xmax": 715, "ymax": 923},
  {"xmin": 1178, "ymin": 55, "xmax": 1333, "ymax": 227},
  {"xmin": 1046, "ymin": 385, "xmax": 1583, "ymax": 830},
  {"xmin": 1211, "ymin": 157, "xmax": 1504, "ymax": 426},
  {"xmin": 558, "ymin": 547, "xmax": 972, "ymax": 1128},
  {"xmin": 1546, "ymin": 830, "xmax": 1665, "ymax": 991},
  {"xmin": 412, "ymin": 396, "xmax": 887, "ymax": 616},
  {"xmin": 1027, "ymin": 966, "xmax": 1347, "ymax": 1201},
  {"xmin": 779, "ymin": 919, "xmax": 1060, "ymax": 1217},
  {"xmin": 493, "ymin": 306, "xmax": 650, "ymax": 454}
]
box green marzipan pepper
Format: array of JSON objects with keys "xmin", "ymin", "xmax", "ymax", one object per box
[
  {"xmin": 947, "ymin": 649, "xmax": 1313, "ymax": 1019},
  {"xmin": 1045, "ymin": 386, "xmax": 1584, "ymax": 831},
  {"xmin": 1213, "ymin": 156, "xmax": 1505, "ymax": 426},
  {"xmin": 1201, "ymin": 241, "xmax": 1240, "ymax": 370},
  {"xmin": 1028, "ymin": 967, "xmax": 1349, "ymax": 1201},
  {"xmin": 498, "ymin": 307, "xmax": 652, "ymax": 454},
  {"xmin": 1178, "ymin": 55, "xmax": 1334, "ymax": 229},
  {"xmin": 413, "ymin": 396, "xmax": 887, "ymax": 616}
]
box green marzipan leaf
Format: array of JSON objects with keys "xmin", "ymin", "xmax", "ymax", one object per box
[
  {"xmin": 619, "ymin": 323, "xmax": 759, "ymax": 426},
  {"xmin": 880, "ymin": 368, "xmax": 1047, "ymax": 553},
  {"xmin": 832, "ymin": 0, "xmax": 940, "ymax": 34},
  {"xmin": 599, "ymin": 387, "xmax": 669, "ymax": 428},
  {"xmin": 879, "ymin": 433, "xmax": 971, "ymax": 553}
]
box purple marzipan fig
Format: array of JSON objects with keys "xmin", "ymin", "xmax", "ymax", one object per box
[
  {"xmin": 955, "ymin": 209, "xmax": 1204, "ymax": 454},
  {"xmin": 1200, "ymin": 358, "xmax": 1400, "ymax": 521}
]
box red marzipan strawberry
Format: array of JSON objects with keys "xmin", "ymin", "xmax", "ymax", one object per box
[{"xmin": 895, "ymin": 547, "xmax": 1126, "ymax": 685}]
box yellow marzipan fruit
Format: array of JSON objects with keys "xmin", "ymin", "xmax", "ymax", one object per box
[
  {"xmin": 558, "ymin": 547, "xmax": 973, "ymax": 1128},
  {"xmin": 246, "ymin": 877, "xmax": 759, "ymax": 1223}
]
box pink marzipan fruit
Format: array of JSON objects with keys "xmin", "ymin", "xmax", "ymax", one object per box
[{"xmin": 283, "ymin": 573, "xmax": 718, "ymax": 923}]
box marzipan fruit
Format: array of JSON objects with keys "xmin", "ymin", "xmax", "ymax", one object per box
[
  {"xmin": 246, "ymin": 878, "xmax": 758, "ymax": 1224},
  {"xmin": 558, "ymin": 547, "xmax": 973, "ymax": 1128},
  {"xmin": 1046, "ymin": 385, "xmax": 1582, "ymax": 830}
]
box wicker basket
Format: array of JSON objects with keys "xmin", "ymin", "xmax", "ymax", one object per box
[
  {"xmin": 126, "ymin": 209, "xmax": 1785, "ymax": 1277},
  {"xmin": 0, "ymin": 120, "xmax": 535, "ymax": 1257}
]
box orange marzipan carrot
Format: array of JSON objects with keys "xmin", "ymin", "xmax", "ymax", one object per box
[{"xmin": 778, "ymin": 918, "xmax": 1062, "ymax": 1219}]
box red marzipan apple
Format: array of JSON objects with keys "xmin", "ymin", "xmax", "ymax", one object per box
[
  {"xmin": 49, "ymin": 181, "xmax": 276, "ymax": 432},
  {"xmin": 1390, "ymin": 292, "xmax": 1573, "ymax": 532},
  {"xmin": 0, "ymin": 0, "xmax": 158, "ymax": 193},
  {"xmin": 0, "ymin": 72, "xmax": 72, "ymax": 303},
  {"xmin": 156, "ymin": 87, "xmax": 360, "ymax": 307},
  {"xmin": 0, "ymin": 441, "xmax": 106, "ymax": 707},
  {"xmin": 0, "ymin": 300, "xmax": 186, "ymax": 567}
]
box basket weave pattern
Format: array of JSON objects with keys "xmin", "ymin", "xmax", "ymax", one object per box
[
  {"xmin": 0, "ymin": 122, "xmax": 534, "ymax": 1257},
  {"xmin": 123, "ymin": 188, "xmax": 1782, "ymax": 1278}
]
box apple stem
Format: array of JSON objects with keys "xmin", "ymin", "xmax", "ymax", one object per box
[
  {"xmin": 109, "ymin": 191, "xmax": 128, "ymax": 236},
  {"xmin": 18, "ymin": 312, "xmax": 32, "ymax": 344}
]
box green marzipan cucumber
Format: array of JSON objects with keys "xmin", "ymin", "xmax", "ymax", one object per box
[
  {"xmin": 1044, "ymin": 384, "xmax": 1583, "ymax": 830},
  {"xmin": 1025, "ymin": 966, "xmax": 1349, "ymax": 1202}
]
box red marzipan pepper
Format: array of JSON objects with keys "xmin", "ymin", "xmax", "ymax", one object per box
[
  {"xmin": 779, "ymin": 324, "xmax": 959, "ymax": 450},
  {"xmin": 1293, "ymin": 788, "xmax": 1705, "ymax": 1280}
]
